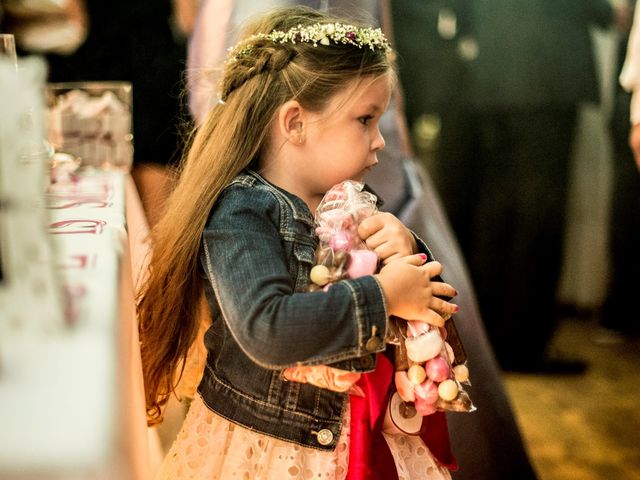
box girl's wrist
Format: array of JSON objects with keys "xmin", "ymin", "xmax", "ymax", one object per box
[{"xmin": 374, "ymin": 272, "xmax": 396, "ymax": 316}]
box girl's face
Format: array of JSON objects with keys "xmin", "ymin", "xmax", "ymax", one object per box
[{"xmin": 301, "ymin": 74, "xmax": 392, "ymax": 205}]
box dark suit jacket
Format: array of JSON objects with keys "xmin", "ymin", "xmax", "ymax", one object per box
[
  {"xmin": 393, "ymin": 0, "xmax": 612, "ymax": 118},
  {"xmin": 392, "ymin": 0, "xmax": 472, "ymax": 121},
  {"xmin": 470, "ymin": 0, "xmax": 612, "ymax": 108}
]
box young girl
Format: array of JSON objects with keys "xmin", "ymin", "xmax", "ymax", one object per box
[{"xmin": 138, "ymin": 6, "xmax": 459, "ymax": 479}]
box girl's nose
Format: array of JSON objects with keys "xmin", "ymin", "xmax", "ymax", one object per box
[{"xmin": 371, "ymin": 127, "xmax": 386, "ymax": 151}]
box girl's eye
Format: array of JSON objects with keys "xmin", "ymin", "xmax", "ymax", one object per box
[{"xmin": 358, "ymin": 115, "xmax": 373, "ymax": 126}]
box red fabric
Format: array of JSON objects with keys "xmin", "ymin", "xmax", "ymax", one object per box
[
  {"xmin": 347, "ymin": 353, "xmax": 398, "ymax": 480},
  {"xmin": 346, "ymin": 354, "xmax": 457, "ymax": 480}
]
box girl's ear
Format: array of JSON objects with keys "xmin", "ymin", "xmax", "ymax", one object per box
[{"xmin": 277, "ymin": 100, "xmax": 305, "ymax": 145}]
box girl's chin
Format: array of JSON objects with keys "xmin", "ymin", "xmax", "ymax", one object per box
[{"xmin": 351, "ymin": 172, "xmax": 368, "ymax": 183}]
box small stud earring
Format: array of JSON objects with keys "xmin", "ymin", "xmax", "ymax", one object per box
[{"xmin": 298, "ymin": 136, "xmax": 304, "ymax": 144}]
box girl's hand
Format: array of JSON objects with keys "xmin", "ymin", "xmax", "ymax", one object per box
[
  {"xmin": 376, "ymin": 257, "xmax": 458, "ymax": 322},
  {"xmin": 422, "ymin": 279, "xmax": 459, "ymax": 326},
  {"xmin": 358, "ymin": 212, "xmax": 418, "ymax": 264}
]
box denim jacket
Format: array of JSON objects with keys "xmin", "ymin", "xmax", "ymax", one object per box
[{"xmin": 197, "ymin": 170, "xmax": 426, "ymax": 450}]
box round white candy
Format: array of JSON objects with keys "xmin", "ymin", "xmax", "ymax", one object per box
[
  {"xmin": 453, "ymin": 364, "xmax": 469, "ymax": 382},
  {"xmin": 310, "ymin": 265, "xmax": 331, "ymax": 286},
  {"xmin": 438, "ymin": 379, "xmax": 459, "ymax": 401}
]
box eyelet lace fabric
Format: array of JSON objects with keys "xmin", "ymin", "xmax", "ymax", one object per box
[
  {"xmin": 383, "ymin": 432, "xmax": 452, "ymax": 480},
  {"xmin": 155, "ymin": 394, "xmax": 451, "ymax": 480}
]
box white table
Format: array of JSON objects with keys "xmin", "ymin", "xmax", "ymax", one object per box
[{"xmin": 0, "ymin": 171, "xmax": 152, "ymax": 479}]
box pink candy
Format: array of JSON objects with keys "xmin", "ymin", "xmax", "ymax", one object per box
[
  {"xmin": 414, "ymin": 380, "xmax": 439, "ymax": 416},
  {"xmin": 329, "ymin": 231, "xmax": 353, "ymax": 251},
  {"xmin": 347, "ymin": 249, "xmax": 378, "ymax": 278},
  {"xmin": 414, "ymin": 380, "xmax": 439, "ymax": 404},
  {"xmin": 425, "ymin": 356, "xmax": 450, "ymax": 383},
  {"xmin": 415, "ymin": 397, "xmax": 438, "ymax": 416}
]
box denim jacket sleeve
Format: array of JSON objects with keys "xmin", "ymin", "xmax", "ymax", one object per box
[{"xmin": 200, "ymin": 184, "xmax": 389, "ymax": 369}]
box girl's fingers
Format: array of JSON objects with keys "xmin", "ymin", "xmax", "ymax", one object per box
[
  {"xmin": 357, "ymin": 213, "xmax": 385, "ymax": 239},
  {"xmin": 430, "ymin": 296, "xmax": 459, "ymax": 316},
  {"xmin": 422, "ymin": 308, "xmax": 445, "ymax": 327},
  {"xmin": 431, "ymin": 281, "xmax": 457, "ymax": 298},
  {"xmin": 369, "ymin": 239, "xmax": 392, "ymax": 259},
  {"xmin": 424, "ymin": 260, "xmax": 443, "ymax": 277},
  {"xmin": 399, "ymin": 253, "xmax": 429, "ymax": 266},
  {"xmin": 376, "ymin": 244, "xmax": 418, "ymax": 264},
  {"xmin": 381, "ymin": 251, "xmax": 403, "ymax": 265},
  {"xmin": 363, "ymin": 229, "xmax": 386, "ymax": 250}
]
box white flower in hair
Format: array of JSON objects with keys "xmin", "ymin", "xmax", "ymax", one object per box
[{"xmin": 228, "ymin": 22, "xmax": 391, "ymax": 61}]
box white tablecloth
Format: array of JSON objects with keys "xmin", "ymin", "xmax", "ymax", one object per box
[{"xmin": 0, "ymin": 171, "xmax": 151, "ymax": 479}]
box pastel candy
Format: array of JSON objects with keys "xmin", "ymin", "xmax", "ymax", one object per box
[
  {"xmin": 414, "ymin": 380, "xmax": 439, "ymax": 404},
  {"xmin": 438, "ymin": 379, "xmax": 459, "ymax": 401},
  {"xmin": 453, "ymin": 364, "xmax": 470, "ymax": 382},
  {"xmin": 329, "ymin": 231, "xmax": 353, "ymax": 251},
  {"xmin": 405, "ymin": 329, "xmax": 443, "ymax": 363},
  {"xmin": 310, "ymin": 265, "xmax": 331, "ymax": 286},
  {"xmin": 407, "ymin": 364, "xmax": 427, "ymax": 384},
  {"xmin": 394, "ymin": 371, "xmax": 416, "ymax": 402},
  {"xmin": 425, "ymin": 356, "xmax": 450, "ymax": 383},
  {"xmin": 415, "ymin": 396, "xmax": 438, "ymax": 416},
  {"xmin": 347, "ymin": 249, "xmax": 378, "ymax": 278}
]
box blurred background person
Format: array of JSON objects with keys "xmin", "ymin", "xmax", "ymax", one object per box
[
  {"xmin": 393, "ymin": 0, "xmax": 631, "ymax": 374},
  {"xmin": 42, "ymin": 0, "xmax": 198, "ymax": 227},
  {"xmin": 599, "ymin": 0, "xmax": 640, "ymax": 341},
  {"xmin": 0, "ymin": 0, "xmax": 87, "ymax": 56}
]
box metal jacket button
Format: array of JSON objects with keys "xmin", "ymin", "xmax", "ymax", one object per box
[
  {"xmin": 365, "ymin": 336, "xmax": 382, "ymax": 352},
  {"xmin": 316, "ymin": 429, "xmax": 334, "ymax": 446},
  {"xmin": 359, "ymin": 355, "xmax": 374, "ymax": 369},
  {"xmin": 365, "ymin": 325, "xmax": 382, "ymax": 352}
]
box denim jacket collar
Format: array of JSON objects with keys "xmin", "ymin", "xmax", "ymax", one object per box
[
  {"xmin": 237, "ymin": 169, "xmax": 316, "ymax": 228},
  {"xmin": 241, "ymin": 168, "xmax": 384, "ymax": 220}
]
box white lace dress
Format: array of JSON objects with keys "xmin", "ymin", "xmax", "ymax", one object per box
[{"xmin": 155, "ymin": 394, "xmax": 451, "ymax": 480}]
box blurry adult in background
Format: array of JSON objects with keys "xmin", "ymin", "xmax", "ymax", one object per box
[
  {"xmin": 622, "ymin": 0, "xmax": 640, "ymax": 167},
  {"xmin": 394, "ymin": 0, "xmax": 630, "ymax": 373},
  {"xmin": 185, "ymin": 1, "xmax": 538, "ymax": 479},
  {"xmin": 0, "ymin": 0, "xmax": 87, "ymax": 56},
  {"xmin": 44, "ymin": 0, "xmax": 198, "ymax": 227},
  {"xmin": 601, "ymin": 0, "xmax": 640, "ymax": 340}
]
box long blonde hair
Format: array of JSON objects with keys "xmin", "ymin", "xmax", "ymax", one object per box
[{"xmin": 138, "ymin": 5, "xmax": 393, "ymax": 425}]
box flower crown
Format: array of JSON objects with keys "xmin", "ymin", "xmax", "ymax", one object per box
[{"xmin": 229, "ymin": 22, "xmax": 391, "ymax": 61}]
